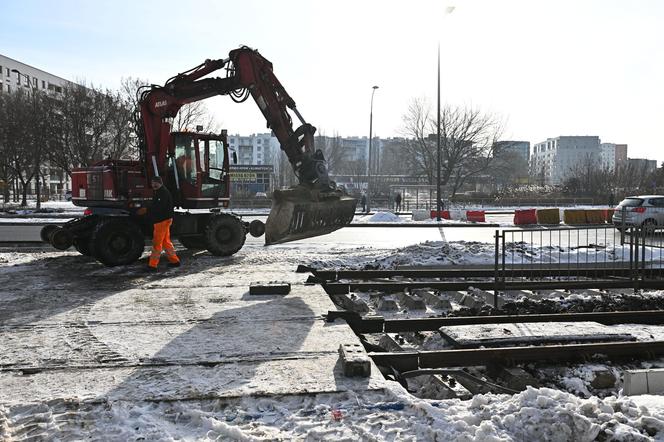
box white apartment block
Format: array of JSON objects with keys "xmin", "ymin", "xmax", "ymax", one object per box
[
  {"xmin": 0, "ymin": 54, "xmax": 71, "ymax": 94},
  {"xmin": 227, "ymin": 133, "xmax": 280, "ymax": 166},
  {"xmin": 530, "ymin": 136, "xmax": 601, "ymax": 185},
  {"xmin": 600, "ymin": 143, "xmax": 629, "ymax": 170},
  {"xmin": 1, "ymin": 54, "xmax": 74, "ymax": 198}
]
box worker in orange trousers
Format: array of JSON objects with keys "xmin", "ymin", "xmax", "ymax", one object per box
[{"xmin": 144, "ymin": 176, "xmax": 180, "ymax": 271}]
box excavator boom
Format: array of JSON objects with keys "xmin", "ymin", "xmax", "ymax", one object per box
[{"xmin": 139, "ymin": 46, "xmax": 356, "ymax": 244}]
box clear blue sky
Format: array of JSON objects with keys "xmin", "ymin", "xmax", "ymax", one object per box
[{"xmin": 2, "ymin": 0, "xmax": 663, "ymax": 162}]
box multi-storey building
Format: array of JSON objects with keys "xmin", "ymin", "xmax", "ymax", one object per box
[
  {"xmin": 530, "ymin": 136, "xmax": 600, "ymax": 185},
  {"xmin": 0, "ymin": 54, "xmax": 71, "ymax": 95},
  {"xmin": 0, "ymin": 54, "xmax": 74, "ymax": 199},
  {"xmin": 628, "ymin": 158, "xmax": 658, "ymax": 174},
  {"xmin": 600, "ymin": 143, "xmax": 629, "ymax": 170},
  {"xmin": 494, "ymin": 141, "xmax": 530, "ymax": 164}
]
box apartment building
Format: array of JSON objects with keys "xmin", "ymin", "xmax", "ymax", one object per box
[
  {"xmin": 0, "ymin": 54, "xmax": 74, "ymax": 198},
  {"xmin": 530, "ymin": 136, "xmax": 600, "ymax": 185},
  {"xmin": 600, "ymin": 143, "xmax": 629, "ymax": 170}
]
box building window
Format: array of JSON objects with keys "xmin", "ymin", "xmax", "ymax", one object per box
[
  {"xmin": 42, "ymin": 80, "xmax": 46, "ymax": 89},
  {"xmin": 33, "ymin": 78, "xmax": 37, "ymax": 87},
  {"xmin": 6, "ymin": 85, "xmax": 10, "ymax": 93},
  {"xmin": 5, "ymin": 68, "xmax": 9, "ymax": 77}
]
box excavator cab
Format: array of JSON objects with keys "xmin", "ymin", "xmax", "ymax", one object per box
[{"xmin": 169, "ymin": 131, "xmax": 231, "ymax": 209}]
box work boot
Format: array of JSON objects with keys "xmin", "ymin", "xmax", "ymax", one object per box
[
  {"xmin": 168, "ymin": 262, "xmax": 181, "ymax": 268},
  {"xmin": 146, "ymin": 266, "xmax": 158, "ymax": 272}
]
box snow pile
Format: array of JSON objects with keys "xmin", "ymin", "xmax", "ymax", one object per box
[
  {"xmin": 3, "ymin": 386, "xmax": 661, "ymax": 440},
  {"xmin": 355, "ymin": 211, "xmax": 403, "ymax": 223},
  {"xmin": 309, "ymin": 239, "xmax": 660, "ymax": 270}
]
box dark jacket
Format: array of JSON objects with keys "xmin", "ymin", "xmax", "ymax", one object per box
[{"xmin": 150, "ymin": 185, "xmax": 174, "ymax": 223}]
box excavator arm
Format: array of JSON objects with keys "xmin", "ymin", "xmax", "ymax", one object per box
[{"xmin": 138, "ymin": 46, "xmax": 356, "ymax": 244}]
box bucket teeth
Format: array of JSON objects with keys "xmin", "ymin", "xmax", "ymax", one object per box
[{"xmin": 265, "ymin": 187, "xmax": 356, "ymax": 245}]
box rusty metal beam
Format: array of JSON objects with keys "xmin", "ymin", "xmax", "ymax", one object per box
[
  {"xmin": 369, "ymin": 340, "xmax": 664, "ymax": 371},
  {"xmin": 327, "ymin": 309, "xmax": 664, "ymax": 333}
]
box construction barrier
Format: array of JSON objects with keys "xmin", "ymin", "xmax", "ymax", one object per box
[
  {"xmin": 514, "ymin": 209, "xmax": 538, "ymax": 225},
  {"xmin": 585, "ymin": 209, "xmax": 606, "ymax": 224},
  {"xmin": 413, "ymin": 209, "xmax": 430, "ymax": 221},
  {"xmin": 536, "ymin": 208, "xmax": 560, "ymax": 225},
  {"xmin": 450, "ymin": 209, "xmax": 467, "ymax": 221},
  {"xmin": 466, "ymin": 210, "xmax": 486, "ymax": 223},
  {"xmin": 604, "ymin": 209, "xmax": 615, "ymax": 223},
  {"xmin": 564, "ymin": 209, "xmax": 587, "ymax": 225},
  {"xmin": 430, "ymin": 210, "xmax": 451, "ymax": 219}
]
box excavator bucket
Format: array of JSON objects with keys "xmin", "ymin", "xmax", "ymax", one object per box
[{"xmin": 265, "ymin": 186, "xmax": 357, "ymax": 245}]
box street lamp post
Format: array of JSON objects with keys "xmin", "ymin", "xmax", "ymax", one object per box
[
  {"xmin": 437, "ymin": 6, "xmax": 455, "ymax": 221},
  {"xmin": 366, "ymin": 85, "xmax": 379, "ymax": 213},
  {"xmin": 436, "ymin": 44, "xmax": 441, "ymax": 221},
  {"xmin": 12, "ymin": 69, "xmax": 42, "ymax": 210}
]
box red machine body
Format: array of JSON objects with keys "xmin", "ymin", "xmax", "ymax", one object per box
[{"xmin": 42, "ymin": 46, "xmax": 355, "ymax": 266}]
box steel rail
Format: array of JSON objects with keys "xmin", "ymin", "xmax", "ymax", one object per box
[
  {"xmin": 369, "ymin": 340, "xmax": 664, "ymax": 372},
  {"xmin": 327, "ymin": 309, "xmax": 664, "ymax": 333},
  {"xmin": 323, "ymin": 280, "xmax": 664, "ymax": 295},
  {"xmin": 312, "ymin": 267, "xmax": 648, "ymax": 281}
]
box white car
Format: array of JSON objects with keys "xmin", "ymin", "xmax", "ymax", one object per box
[{"xmin": 612, "ymin": 195, "xmax": 664, "ymax": 228}]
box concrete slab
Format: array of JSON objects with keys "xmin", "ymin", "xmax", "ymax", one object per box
[
  {"xmin": 624, "ymin": 369, "xmax": 664, "ymax": 395},
  {"xmin": 0, "ymin": 283, "xmax": 386, "ymax": 404},
  {"xmin": 439, "ymin": 322, "xmax": 636, "ymax": 348}
]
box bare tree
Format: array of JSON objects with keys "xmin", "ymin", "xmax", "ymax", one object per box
[
  {"xmin": 401, "ymin": 98, "xmax": 504, "ymax": 196},
  {"xmin": 314, "ymin": 132, "xmax": 345, "ymax": 175},
  {"xmin": 380, "ymin": 137, "xmax": 410, "ymax": 175},
  {"xmin": 564, "ymin": 158, "xmax": 658, "ymax": 198},
  {"xmin": 0, "ymin": 89, "xmax": 47, "ymax": 206}
]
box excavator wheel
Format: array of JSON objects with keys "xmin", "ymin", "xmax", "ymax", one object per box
[
  {"xmin": 40, "ymin": 225, "xmax": 58, "ymax": 243},
  {"xmin": 178, "ymin": 236, "xmax": 207, "ymax": 250},
  {"xmin": 90, "ymin": 219, "xmax": 145, "ymax": 267},
  {"xmin": 204, "ymin": 214, "xmax": 246, "ymax": 256},
  {"xmin": 73, "ymin": 237, "xmax": 92, "ymax": 256}
]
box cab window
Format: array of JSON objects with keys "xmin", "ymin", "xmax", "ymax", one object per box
[{"xmin": 174, "ymin": 135, "xmax": 197, "ymax": 185}]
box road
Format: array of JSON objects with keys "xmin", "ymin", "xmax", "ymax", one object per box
[{"xmin": 0, "ymin": 218, "xmax": 631, "ymax": 252}]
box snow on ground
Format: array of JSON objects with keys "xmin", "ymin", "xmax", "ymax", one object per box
[
  {"xmin": 355, "ymin": 211, "xmax": 403, "ymax": 223},
  {"xmin": 1, "ymin": 380, "xmax": 662, "ymax": 440},
  {"xmin": 2, "ymin": 237, "xmax": 664, "ymax": 440},
  {"xmin": 309, "ymin": 239, "xmax": 651, "ymax": 270}
]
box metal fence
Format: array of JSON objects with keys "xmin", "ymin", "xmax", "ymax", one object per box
[{"xmin": 494, "ymin": 225, "xmax": 664, "ymax": 290}]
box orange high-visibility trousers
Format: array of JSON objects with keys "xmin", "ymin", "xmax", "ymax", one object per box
[{"xmin": 149, "ymin": 218, "xmax": 180, "ymax": 268}]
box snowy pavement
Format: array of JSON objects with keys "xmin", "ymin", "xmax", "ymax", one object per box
[{"xmin": 1, "ymin": 238, "xmax": 664, "ymax": 440}]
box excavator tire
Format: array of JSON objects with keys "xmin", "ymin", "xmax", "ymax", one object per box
[
  {"xmin": 40, "ymin": 225, "xmax": 58, "ymax": 243},
  {"xmin": 178, "ymin": 236, "xmax": 207, "ymax": 250},
  {"xmin": 90, "ymin": 218, "xmax": 145, "ymax": 267},
  {"xmin": 204, "ymin": 214, "xmax": 246, "ymax": 256},
  {"xmin": 73, "ymin": 237, "xmax": 92, "ymax": 256}
]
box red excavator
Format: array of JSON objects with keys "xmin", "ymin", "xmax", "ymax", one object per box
[{"xmin": 41, "ymin": 46, "xmax": 356, "ymax": 266}]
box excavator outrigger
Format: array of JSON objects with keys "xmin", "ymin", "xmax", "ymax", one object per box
[{"xmin": 41, "ymin": 46, "xmax": 356, "ymax": 266}]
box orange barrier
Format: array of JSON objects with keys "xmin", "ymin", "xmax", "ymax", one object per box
[
  {"xmin": 564, "ymin": 209, "xmax": 587, "ymax": 225},
  {"xmin": 585, "ymin": 209, "xmax": 606, "ymax": 224},
  {"xmin": 430, "ymin": 210, "xmax": 451, "ymax": 219},
  {"xmin": 466, "ymin": 210, "xmax": 486, "ymax": 223},
  {"xmin": 514, "ymin": 209, "xmax": 538, "ymax": 225},
  {"xmin": 604, "ymin": 209, "xmax": 615, "ymax": 222},
  {"xmin": 536, "ymin": 208, "xmax": 560, "ymax": 225}
]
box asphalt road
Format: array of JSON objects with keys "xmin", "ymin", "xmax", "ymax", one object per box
[{"xmin": 0, "ymin": 218, "xmax": 628, "ymax": 251}]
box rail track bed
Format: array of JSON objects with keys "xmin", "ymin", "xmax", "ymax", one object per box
[{"xmin": 310, "ymin": 265, "xmax": 664, "ymax": 398}]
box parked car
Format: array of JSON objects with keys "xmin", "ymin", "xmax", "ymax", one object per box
[{"xmin": 612, "ymin": 195, "xmax": 664, "ymax": 228}]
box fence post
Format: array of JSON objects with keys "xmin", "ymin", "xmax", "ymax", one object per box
[{"xmin": 494, "ymin": 229, "xmax": 500, "ymax": 301}]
